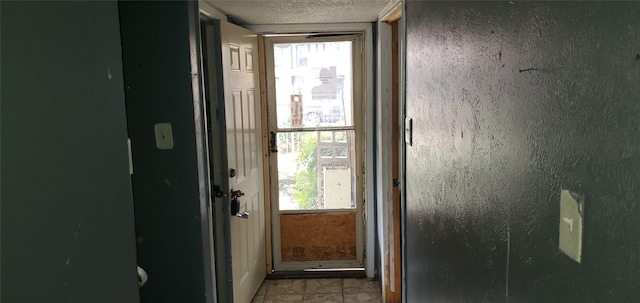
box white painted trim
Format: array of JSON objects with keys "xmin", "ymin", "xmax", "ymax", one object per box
[
  {"xmin": 198, "ymin": 0, "xmax": 227, "ymax": 20},
  {"xmin": 376, "ymin": 20, "xmax": 393, "ymax": 298},
  {"xmin": 201, "ymin": 13, "xmax": 377, "ymax": 278},
  {"xmin": 364, "ymin": 22, "xmax": 376, "ymax": 279},
  {"xmin": 378, "ymin": 0, "xmax": 402, "ymax": 21},
  {"xmin": 247, "ymin": 23, "xmax": 371, "ymax": 34},
  {"xmin": 276, "ymin": 260, "xmax": 363, "ymax": 271}
]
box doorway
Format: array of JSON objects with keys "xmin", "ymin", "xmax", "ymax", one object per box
[{"xmin": 264, "ymin": 34, "xmax": 366, "ymax": 272}]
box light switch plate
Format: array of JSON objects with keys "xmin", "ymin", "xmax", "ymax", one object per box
[
  {"xmin": 154, "ymin": 123, "xmax": 174, "ymax": 150},
  {"xmin": 559, "ymin": 190, "xmax": 584, "ymax": 263}
]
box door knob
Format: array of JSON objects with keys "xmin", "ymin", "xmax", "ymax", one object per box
[
  {"xmin": 229, "ymin": 168, "xmax": 237, "ymax": 178},
  {"xmin": 212, "ymin": 184, "xmax": 227, "ymax": 198}
]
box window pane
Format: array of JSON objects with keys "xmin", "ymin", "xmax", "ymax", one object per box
[
  {"xmin": 320, "ymin": 131, "xmax": 333, "ymax": 142},
  {"xmin": 273, "ymin": 41, "xmax": 353, "ymax": 129},
  {"xmin": 277, "ymin": 130, "xmax": 356, "ymax": 210}
]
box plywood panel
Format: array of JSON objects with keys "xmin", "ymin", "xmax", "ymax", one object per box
[{"xmin": 281, "ymin": 213, "xmax": 357, "ymax": 262}]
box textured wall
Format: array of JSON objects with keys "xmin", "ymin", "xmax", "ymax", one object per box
[
  {"xmin": 405, "ymin": 2, "xmax": 640, "ymax": 302},
  {"xmin": 2, "ymin": 2, "xmax": 139, "ymax": 302},
  {"xmin": 119, "ymin": 2, "xmax": 206, "ymax": 303}
]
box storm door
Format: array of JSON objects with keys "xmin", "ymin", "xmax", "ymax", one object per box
[{"xmin": 265, "ymin": 34, "xmax": 365, "ymax": 271}]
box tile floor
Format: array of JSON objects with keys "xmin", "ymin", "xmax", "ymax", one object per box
[{"xmin": 251, "ymin": 278, "xmax": 382, "ymax": 303}]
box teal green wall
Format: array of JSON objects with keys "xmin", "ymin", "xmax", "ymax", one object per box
[
  {"xmin": 2, "ymin": 1, "xmax": 139, "ymax": 302},
  {"xmin": 119, "ymin": 2, "xmax": 207, "ymax": 302}
]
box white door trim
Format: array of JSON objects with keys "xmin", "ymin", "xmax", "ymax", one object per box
[{"xmin": 243, "ymin": 21, "xmax": 375, "ymax": 279}]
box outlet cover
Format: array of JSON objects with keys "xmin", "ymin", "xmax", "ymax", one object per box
[
  {"xmin": 154, "ymin": 123, "xmax": 174, "ymax": 150},
  {"xmin": 559, "ymin": 190, "xmax": 584, "ymax": 263}
]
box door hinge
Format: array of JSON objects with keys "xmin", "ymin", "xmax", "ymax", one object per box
[{"xmin": 393, "ymin": 178, "xmax": 400, "ymax": 187}]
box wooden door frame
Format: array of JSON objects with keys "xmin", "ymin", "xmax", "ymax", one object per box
[
  {"xmin": 389, "ymin": 19, "xmax": 402, "ymax": 303},
  {"xmin": 378, "ymin": 1, "xmax": 403, "ymax": 302},
  {"xmin": 200, "ymin": 17, "xmax": 232, "ymax": 303},
  {"xmin": 250, "ymin": 23, "xmax": 376, "ymax": 278},
  {"xmin": 257, "ymin": 35, "xmax": 275, "ymax": 274},
  {"xmin": 191, "ymin": 2, "xmax": 220, "ymax": 302}
]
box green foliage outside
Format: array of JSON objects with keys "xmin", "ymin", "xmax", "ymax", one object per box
[{"xmin": 292, "ymin": 133, "xmax": 318, "ymax": 209}]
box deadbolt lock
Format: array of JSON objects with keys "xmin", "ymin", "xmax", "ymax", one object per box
[{"xmin": 230, "ymin": 188, "xmax": 248, "ymax": 219}]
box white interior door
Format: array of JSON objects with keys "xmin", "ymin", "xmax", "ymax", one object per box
[{"xmin": 220, "ymin": 20, "xmax": 266, "ymax": 303}]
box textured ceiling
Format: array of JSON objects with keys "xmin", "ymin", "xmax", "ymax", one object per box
[{"xmin": 204, "ymin": 0, "xmax": 390, "ymax": 25}]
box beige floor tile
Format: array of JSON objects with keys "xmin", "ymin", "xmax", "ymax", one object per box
[
  {"xmin": 256, "ymin": 283, "xmax": 268, "ymax": 295},
  {"xmin": 304, "ymin": 293, "xmax": 344, "ymax": 303},
  {"xmin": 342, "ymin": 279, "xmax": 380, "ymax": 294},
  {"xmin": 264, "ymin": 294, "xmax": 304, "ymax": 303},
  {"xmin": 305, "ymin": 278, "xmax": 342, "ymax": 294},
  {"xmin": 256, "ymin": 278, "xmax": 381, "ymax": 303},
  {"xmin": 343, "ymin": 293, "xmax": 382, "ymax": 303},
  {"xmin": 265, "ymin": 279, "xmax": 306, "ymax": 295}
]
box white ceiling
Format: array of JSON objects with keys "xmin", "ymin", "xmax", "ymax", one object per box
[{"xmin": 204, "ymin": 0, "xmax": 391, "ymax": 25}]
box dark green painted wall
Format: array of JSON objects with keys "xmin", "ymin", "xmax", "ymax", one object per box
[
  {"xmin": 119, "ymin": 2, "xmax": 207, "ymax": 302},
  {"xmin": 2, "ymin": 1, "xmax": 139, "ymax": 302},
  {"xmin": 405, "ymin": 2, "xmax": 640, "ymax": 302}
]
